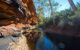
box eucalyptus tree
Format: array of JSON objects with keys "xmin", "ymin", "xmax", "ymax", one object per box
[{"xmin": 68, "ymin": 0, "xmax": 77, "ymax": 12}]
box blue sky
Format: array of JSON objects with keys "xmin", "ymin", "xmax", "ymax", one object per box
[
  {"xmin": 34, "ymin": 0, "xmax": 80, "ymax": 11},
  {"xmin": 55, "ymin": 0, "xmax": 80, "ymax": 11},
  {"xmin": 34, "ymin": 0, "xmax": 80, "ymax": 17}
]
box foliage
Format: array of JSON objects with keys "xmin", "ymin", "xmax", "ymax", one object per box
[
  {"xmin": 43, "ymin": 2, "xmax": 80, "ymax": 27},
  {"xmin": 34, "ymin": 0, "xmax": 59, "ymax": 26},
  {"xmin": 76, "ymin": 2, "xmax": 80, "ymax": 11},
  {"xmin": 34, "ymin": 0, "xmax": 80, "ymax": 28}
]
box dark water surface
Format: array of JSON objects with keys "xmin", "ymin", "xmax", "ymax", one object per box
[
  {"xmin": 36, "ymin": 36, "xmax": 58, "ymax": 50},
  {"xmin": 36, "ymin": 31, "xmax": 80, "ymax": 50}
]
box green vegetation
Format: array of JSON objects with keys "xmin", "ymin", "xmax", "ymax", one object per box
[{"xmin": 34, "ymin": 0, "xmax": 80, "ymax": 28}]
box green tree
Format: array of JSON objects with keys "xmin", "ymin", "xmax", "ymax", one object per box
[{"xmin": 34, "ymin": 0, "xmax": 59, "ymax": 26}]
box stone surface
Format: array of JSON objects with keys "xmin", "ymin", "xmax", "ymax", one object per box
[
  {"xmin": 0, "ymin": 0, "xmax": 39, "ymax": 50},
  {"xmin": 0, "ymin": 35, "xmax": 29, "ymax": 50}
]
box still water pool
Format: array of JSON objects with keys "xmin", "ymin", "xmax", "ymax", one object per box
[{"xmin": 36, "ymin": 36, "xmax": 58, "ymax": 50}]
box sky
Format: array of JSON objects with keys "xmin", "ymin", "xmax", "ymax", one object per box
[
  {"xmin": 33, "ymin": 0, "xmax": 80, "ymax": 17},
  {"xmin": 55, "ymin": 0, "xmax": 80, "ymax": 11}
]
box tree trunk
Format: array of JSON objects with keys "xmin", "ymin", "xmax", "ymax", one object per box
[
  {"xmin": 68, "ymin": 0, "xmax": 77, "ymax": 12},
  {"xmin": 48, "ymin": 0, "xmax": 53, "ymax": 16}
]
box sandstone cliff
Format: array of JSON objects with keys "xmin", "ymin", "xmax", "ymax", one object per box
[{"xmin": 0, "ymin": 0, "xmax": 39, "ymax": 50}]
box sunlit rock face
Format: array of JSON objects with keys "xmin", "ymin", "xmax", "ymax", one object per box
[
  {"xmin": 0, "ymin": 24, "xmax": 29, "ymax": 50},
  {"xmin": 0, "ymin": 23, "xmax": 40, "ymax": 50},
  {"xmin": 0, "ymin": 0, "xmax": 39, "ymax": 37},
  {"xmin": 0, "ymin": 0, "xmax": 38, "ymax": 26},
  {"xmin": 8, "ymin": 35, "xmax": 29, "ymax": 50},
  {"xmin": 0, "ymin": 0, "xmax": 39, "ymax": 50},
  {"xmin": 0, "ymin": 35, "xmax": 29, "ymax": 50},
  {"xmin": 0, "ymin": 0, "xmax": 39, "ymax": 26}
]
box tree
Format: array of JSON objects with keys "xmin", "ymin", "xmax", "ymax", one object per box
[
  {"xmin": 68, "ymin": 0, "xmax": 77, "ymax": 12},
  {"xmin": 48, "ymin": 0, "xmax": 53, "ymax": 16}
]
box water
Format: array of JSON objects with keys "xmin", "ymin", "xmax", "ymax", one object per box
[{"xmin": 36, "ymin": 36, "xmax": 58, "ymax": 50}]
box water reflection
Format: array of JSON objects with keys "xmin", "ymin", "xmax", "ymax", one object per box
[{"xmin": 36, "ymin": 36, "xmax": 58, "ymax": 50}]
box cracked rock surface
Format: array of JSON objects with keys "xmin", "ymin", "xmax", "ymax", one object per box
[{"xmin": 0, "ymin": 35, "xmax": 29, "ymax": 50}]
